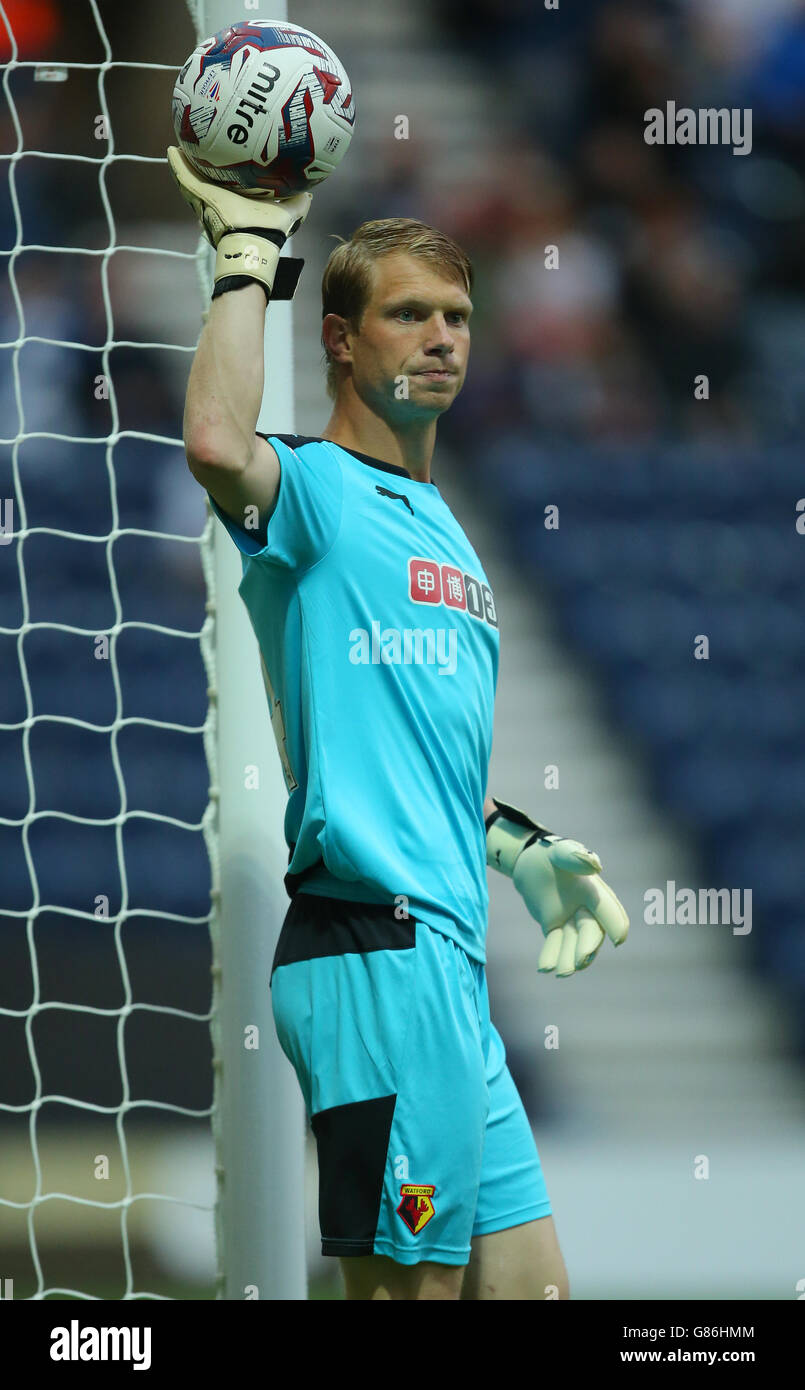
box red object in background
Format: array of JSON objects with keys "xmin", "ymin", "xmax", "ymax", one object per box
[{"xmin": 0, "ymin": 0, "xmax": 61, "ymax": 61}]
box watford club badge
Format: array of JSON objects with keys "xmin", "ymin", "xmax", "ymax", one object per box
[{"xmin": 396, "ymin": 1183, "xmax": 436, "ymax": 1235}]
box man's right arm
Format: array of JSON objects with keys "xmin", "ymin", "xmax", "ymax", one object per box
[
  {"xmin": 183, "ymin": 281, "xmax": 280, "ymax": 539},
  {"xmin": 166, "ymin": 145, "xmax": 311, "ymax": 540}
]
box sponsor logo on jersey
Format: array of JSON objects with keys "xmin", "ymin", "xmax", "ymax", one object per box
[
  {"xmin": 397, "ymin": 1184, "xmax": 436, "ymax": 1235},
  {"xmin": 409, "ymin": 556, "xmax": 497, "ymax": 628}
]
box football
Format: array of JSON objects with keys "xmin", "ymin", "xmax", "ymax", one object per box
[{"xmin": 172, "ymin": 19, "xmax": 355, "ymax": 198}]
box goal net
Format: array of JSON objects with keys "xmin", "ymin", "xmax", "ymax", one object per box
[{"xmin": 0, "ymin": 0, "xmax": 304, "ymax": 1301}]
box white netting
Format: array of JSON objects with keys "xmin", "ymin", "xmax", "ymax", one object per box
[{"xmin": 0, "ymin": 0, "xmax": 221, "ymax": 1299}]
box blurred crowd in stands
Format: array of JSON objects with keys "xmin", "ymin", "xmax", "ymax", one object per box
[{"xmin": 347, "ymin": 0, "xmax": 805, "ymax": 449}]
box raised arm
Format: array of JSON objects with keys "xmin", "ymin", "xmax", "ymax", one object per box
[
  {"xmin": 167, "ymin": 146, "xmax": 311, "ymax": 534},
  {"xmin": 183, "ymin": 282, "xmax": 280, "ymax": 532}
]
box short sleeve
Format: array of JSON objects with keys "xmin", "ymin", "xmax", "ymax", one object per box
[{"xmin": 208, "ymin": 433, "xmax": 343, "ymax": 572}]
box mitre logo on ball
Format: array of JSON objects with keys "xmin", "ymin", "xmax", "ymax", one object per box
[{"xmin": 172, "ymin": 19, "xmax": 355, "ymax": 198}]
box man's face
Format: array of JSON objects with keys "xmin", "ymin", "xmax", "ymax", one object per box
[{"xmin": 336, "ymin": 251, "xmax": 472, "ymax": 419}]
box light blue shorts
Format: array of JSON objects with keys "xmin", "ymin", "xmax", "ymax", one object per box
[{"xmin": 270, "ymin": 893, "xmax": 552, "ymax": 1266}]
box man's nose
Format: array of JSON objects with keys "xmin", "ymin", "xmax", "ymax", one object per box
[{"xmin": 424, "ymin": 317, "xmax": 454, "ymax": 350}]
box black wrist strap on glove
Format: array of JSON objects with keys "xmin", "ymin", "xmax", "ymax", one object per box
[
  {"xmin": 484, "ymin": 797, "xmax": 553, "ymax": 842},
  {"xmin": 485, "ymin": 797, "xmax": 557, "ymax": 874},
  {"xmin": 211, "ymin": 256, "xmax": 305, "ymax": 303},
  {"xmin": 210, "ymin": 224, "xmax": 304, "ymax": 303}
]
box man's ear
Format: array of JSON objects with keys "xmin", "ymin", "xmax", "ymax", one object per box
[{"xmin": 322, "ymin": 312, "xmax": 355, "ymax": 368}]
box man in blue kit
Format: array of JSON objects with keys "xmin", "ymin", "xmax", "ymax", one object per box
[{"xmin": 170, "ymin": 148, "xmax": 630, "ymax": 1301}]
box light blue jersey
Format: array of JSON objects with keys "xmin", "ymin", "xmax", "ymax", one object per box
[{"xmin": 209, "ymin": 434, "xmax": 499, "ymax": 963}]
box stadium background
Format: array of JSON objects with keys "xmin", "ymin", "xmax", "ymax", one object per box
[{"xmin": 1, "ymin": 0, "xmax": 803, "ymax": 1299}]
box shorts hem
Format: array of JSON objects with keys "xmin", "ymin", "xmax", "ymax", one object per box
[
  {"xmin": 471, "ymin": 1200, "xmax": 552, "ymax": 1238},
  {"xmin": 370, "ymin": 1239, "xmax": 470, "ymax": 1267},
  {"xmin": 322, "ymin": 1237, "xmax": 375, "ymax": 1257}
]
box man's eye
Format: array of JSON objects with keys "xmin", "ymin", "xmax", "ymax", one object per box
[{"xmin": 397, "ymin": 309, "xmax": 415, "ymax": 321}]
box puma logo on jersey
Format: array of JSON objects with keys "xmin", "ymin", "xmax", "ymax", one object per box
[{"xmin": 376, "ymin": 484, "xmax": 414, "ymax": 516}]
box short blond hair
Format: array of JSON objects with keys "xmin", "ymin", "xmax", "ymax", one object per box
[{"xmin": 320, "ymin": 218, "xmax": 473, "ymax": 399}]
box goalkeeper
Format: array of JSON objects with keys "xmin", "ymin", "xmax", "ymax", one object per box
[{"xmin": 170, "ymin": 149, "xmax": 629, "ymax": 1302}]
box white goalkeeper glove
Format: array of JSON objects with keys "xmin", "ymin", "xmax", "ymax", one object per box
[
  {"xmin": 166, "ymin": 146, "xmax": 312, "ymax": 304},
  {"xmin": 486, "ymin": 797, "xmax": 629, "ymax": 977}
]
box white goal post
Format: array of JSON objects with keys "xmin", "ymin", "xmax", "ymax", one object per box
[
  {"xmin": 187, "ymin": 0, "xmax": 307, "ymax": 1301},
  {"xmin": 0, "ymin": 0, "xmax": 306, "ymax": 1301}
]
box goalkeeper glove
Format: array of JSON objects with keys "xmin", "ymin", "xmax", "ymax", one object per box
[
  {"xmin": 486, "ymin": 798, "xmax": 629, "ymax": 977},
  {"xmin": 166, "ymin": 146, "xmax": 312, "ymax": 304}
]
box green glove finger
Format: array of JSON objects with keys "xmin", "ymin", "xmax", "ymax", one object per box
[
  {"xmin": 538, "ymin": 928, "xmax": 564, "ymax": 974},
  {"xmin": 548, "ymin": 839, "xmax": 602, "ymax": 876},
  {"xmin": 574, "ymin": 910, "xmax": 605, "ymax": 969},
  {"xmin": 556, "ymin": 923, "xmax": 579, "ymax": 978},
  {"xmin": 589, "ymin": 878, "xmax": 630, "ymax": 946}
]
